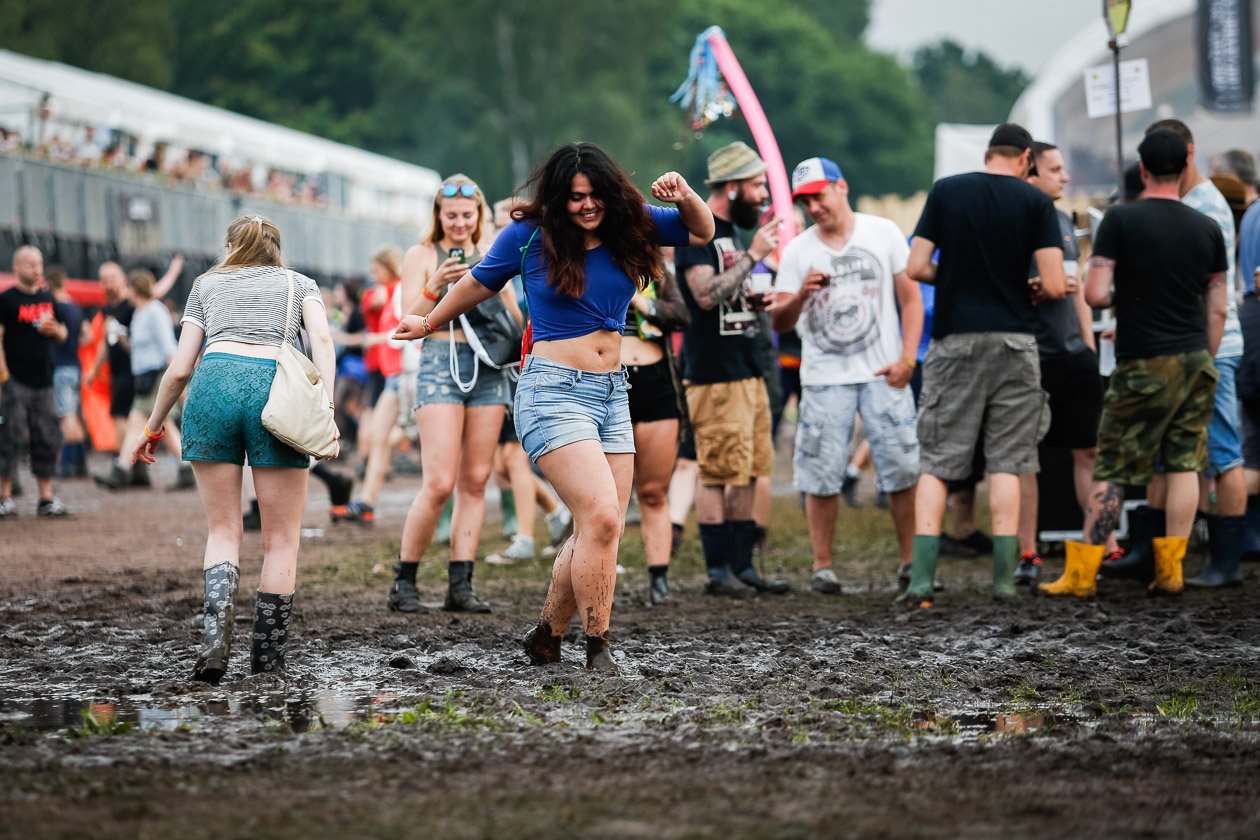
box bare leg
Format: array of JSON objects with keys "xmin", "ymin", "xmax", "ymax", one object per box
[
  {"xmin": 949, "ymin": 487, "xmax": 977, "ymax": 537},
  {"xmin": 540, "ymin": 535, "xmax": 577, "ymax": 630},
  {"xmin": 915, "ymin": 474, "xmax": 949, "ymax": 535},
  {"xmin": 359, "ymin": 390, "xmax": 400, "ymax": 506},
  {"xmin": 805, "ymin": 493, "xmax": 839, "ymax": 570},
  {"xmin": 399, "ymin": 404, "xmax": 462, "ymax": 562},
  {"xmin": 252, "ymin": 466, "xmax": 309, "ymax": 595},
  {"xmin": 503, "ymin": 442, "xmax": 537, "ymax": 540},
  {"xmin": 987, "ymin": 472, "xmax": 1020, "ymax": 536},
  {"xmin": 535, "ymin": 441, "xmax": 630, "ymax": 637},
  {"xmin": 668, "ymin": 457, "xmax": 698, "ymax": 527},
  {"xmin": 1165, "ymin": 471, "xmax": 1201, "ymax": 538},
  {"xmin": 1018, "ymin": 473, "xmax": 1038, "ymax": 555},
  {"xmin": 752, "ymin": 474, "xmax": 771, "ymax": 527},
  {"xmin": 191, "ymin": 462, "xmax": 244, "ymax": 570},
  {"xmin": 889, "ymin": 485, "xmax": 916, "ymax": 567},
  {"xmin": 449, "ymin": 405, "xmax": 505, "ymax": 561},
  {"xmin": 633, "ymin": 418, "xmax": 678, "ymax": 567}
]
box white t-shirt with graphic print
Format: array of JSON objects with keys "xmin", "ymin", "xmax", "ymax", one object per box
[{"xmin": 775, "ymin": 213, "xmax": 909, "ymax": 387}]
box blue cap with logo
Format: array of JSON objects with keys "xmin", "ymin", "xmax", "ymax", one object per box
[{"xmin": 791, "ymin": 157, "xmax": 844, "ymax": 199}]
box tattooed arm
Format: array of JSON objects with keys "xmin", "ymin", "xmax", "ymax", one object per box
[
  {"xmin": 1206, "ymin": 272, "xmax": 1227, "ymax": 358},
  {"xmin": 634, "ymin": 273, "xmax": 690, "ymax": 332},
  {"xmin": 684, "ymin": 219, "xmax": 780, "ymax": 311}
]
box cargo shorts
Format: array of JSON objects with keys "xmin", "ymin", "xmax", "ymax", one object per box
[
  {"xmin": 917, "ymin": 332, "xmax": 1050, "ymax": 480},
  {"xmin": 685, "ymin": 377, "xmax": 773, "ymax": 486},
  {"xmin": 1093, "ymin": 350, "xmax": 1217, "ymax": 485}
]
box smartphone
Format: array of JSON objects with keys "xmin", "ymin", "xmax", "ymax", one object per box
[{"xmin": 449, "ymin": 247, "xmax": 466, "ymax": 264}]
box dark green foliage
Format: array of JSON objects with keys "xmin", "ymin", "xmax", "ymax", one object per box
[{"xmin": 912, "ymin": 39, "xmax": 1031, "ymax": 127}]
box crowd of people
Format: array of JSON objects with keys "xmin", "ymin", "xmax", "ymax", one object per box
[
  {"xmin": 2, "ymin": 114, "xmax": 1257, "ymax": 677},
  {"xmin": 1, "ymin": 120, "xmax": 329, "ymax": 208}
]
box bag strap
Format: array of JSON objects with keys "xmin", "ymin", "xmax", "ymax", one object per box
[
  {"xmin": 281, "ymin": 269, "xmax": 309, "ymax": 356},
  {"xmin": 520, "ymin": 225, "xmax": 540, "ymax": 278}
]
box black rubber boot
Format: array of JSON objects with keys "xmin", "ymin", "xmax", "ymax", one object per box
[
  {"xmin": 1187, "ymin": 514, "xmax": 1245, "ymax": 587},
  {"xmin": 130, "ymin": 461, "xmax": 152, "ymax": 487},
  {"xmin": 192, "ymin": 562, "xmax": 239, "ymax": 685},
  {"xmin": 242, "ymin": 499, "xmax": 261, "ymax": 532},
  {"xmin": 730, "ymin": 520, "xmax": 790, "ymax": 594},
  {"xmin": 522, "ymin": 621, "xmax": 562, "ymax": 664},
  {"xmin": 251, "ymin": 591, "xmax": 293, "ymax": 675},
  {"xmin": 93, "ymin": 463, "xmax": 129, "ymax": 491},
  {"xmin": 443, "ymin": 561, "xmax": 491, "ymax": 613},
  {"xmin": 1101, "ymin": 505, "xmax": 1160, "ymax": 582},
  {"xmin": 585, "ymin": 631, "xmax": 617, "ymax": 672},
  {"xmin": 387, "ymin": 561, "xmax": 422, "ymax": 613},
  {"xmin": 167, "ymin": 462, "xmax": 196, "ymax": 491},
  {"xmin": 648, "ymin": 566, "xmax": 671, "ymax": 604}
]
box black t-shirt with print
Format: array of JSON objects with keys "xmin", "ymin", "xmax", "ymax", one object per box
[
  {"xmin": 0, "ymin": 286, "xmax": 63, "ymax": 388},
  {"xmin": 1091, "ymin": 198, "xmax": 1227, "ymax": 361},
  {"xmin": 675, "ymin": 216, "xmax": 763, "ymax": 384},
  {"xmin": 913, "ymin": 171, "xmax": 1062, "ymax": 339}
]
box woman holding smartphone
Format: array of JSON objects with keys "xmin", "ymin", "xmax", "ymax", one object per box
[
  {"xmin": 386, "ymin": 175, "xmax": 522, "ymax": 615},
  {"xmin": 395, "ymin": 143, "xmax": 713, "ymax": 669}
]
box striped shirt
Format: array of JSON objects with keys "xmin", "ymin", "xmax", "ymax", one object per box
[{"xmin": 182, "ymin": 265, "xmax": 323, "ymax": 348}]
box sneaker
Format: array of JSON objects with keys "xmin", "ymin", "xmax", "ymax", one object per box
[
  {"xmin": 36, "ymin": 497, "xmax": 69, "ymax": 517},
  {"xmin": 326, "ymin": 471, "xmax": 354, "ymax": 507},
  {"xmin": 1014, "ymin": 552, "xmax": 1042, "ymax": 586},
  {"xmin": 0, "ymin": 496, "xmax": 16, "ymax": 518},
  {"xmin": 1102, "ymin": 548, "xmax": 1126, "ymax": 566},
  {"xmin": 810, "ymin": 566, "xmax": 843, "ymax": 595},
  {"xmin": 486, "ymin": 535, "xmax": 536, "ymax": 566},
  {"xmin": 546, "ymin": 504, "xmax": 573, "ymax": 546},
  {"xmin": 342, "ymin": 500, "xmax": 376, "ymax": 525},
  {"xmin": 387, "ymin": 577, "xmax": 421, "ymax": 613},
  {"xmin": 840, "ymin": 472, "xmax": 860, "ymax": 508}
]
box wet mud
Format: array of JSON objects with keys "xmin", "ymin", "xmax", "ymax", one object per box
[{"xmin": 1, "ymin": 460, "xmax": 1259, "ymax": 838}]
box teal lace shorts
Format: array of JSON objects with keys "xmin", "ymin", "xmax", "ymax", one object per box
[{"xmin": 181, "ymin": 352, "xmax": 310, "ymax": 469}]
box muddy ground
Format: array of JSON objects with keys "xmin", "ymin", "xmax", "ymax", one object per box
[{"xmin": 1, "ymin": 454, "xmax": 1259, "ymax": 839}]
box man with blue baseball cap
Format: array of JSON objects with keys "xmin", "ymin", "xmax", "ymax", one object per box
[{"xmin": 771, "ymin": 157, "xmax": 924, "ymax": 594}]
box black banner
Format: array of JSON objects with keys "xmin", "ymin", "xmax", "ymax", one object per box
[{"xmin": 1198, "ymin": 0, "xmax": 1255, "ymax": 113}]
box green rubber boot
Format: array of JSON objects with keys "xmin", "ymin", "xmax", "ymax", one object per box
[
  {"xmin": 992, "ymin": 535, "xmax": 1019, "ymax": 600},
  {"xmin": 500, "ymin": 489, "xmax": 518, "ymax": 537},
  {"xmin": 900, "ymin": 535, "xmax": 940, "ymax": 608}
]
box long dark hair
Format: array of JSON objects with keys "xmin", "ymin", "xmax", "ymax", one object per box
[{"xmin": 513, "ymin": 142, "xmax": 661, "ymax": 298}]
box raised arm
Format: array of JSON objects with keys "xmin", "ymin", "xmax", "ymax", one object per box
[{"xmin": 650, "ymin": 172, "xmax": 715, "ymax": 245}]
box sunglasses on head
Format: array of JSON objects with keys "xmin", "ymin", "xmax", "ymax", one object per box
[{"xmin": 441, "ymin": 183, "xmax": 478, "ymax": 198}]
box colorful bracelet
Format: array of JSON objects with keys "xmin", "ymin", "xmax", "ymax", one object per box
[
  {"xmin": 422, "ymin": 285, "xmax": 440, "ymax": 302},
  {"xmin": 144, "ymin": 424, "xmax": 165, "ymax": 441}
]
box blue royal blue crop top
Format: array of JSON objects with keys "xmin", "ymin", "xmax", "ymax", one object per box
[{"xmin": 471, "ymin": 204, "xmax": 691, "ymax": 342}]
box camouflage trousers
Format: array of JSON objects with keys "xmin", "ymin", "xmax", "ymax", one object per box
[{"xmin": 1093, "ymin": 349, "xmax": 1218, "ymax": 485}]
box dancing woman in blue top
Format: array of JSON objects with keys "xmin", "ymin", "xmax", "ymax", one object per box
[{"xmin": 395, "ymin": 143, "xmax": 713, "ymax": 669}]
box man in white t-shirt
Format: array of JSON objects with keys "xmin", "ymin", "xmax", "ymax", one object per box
[{"xmin": 771, "ymin": 157, "xmax": 925, "ymax": 593}]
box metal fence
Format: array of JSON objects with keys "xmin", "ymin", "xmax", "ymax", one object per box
[{"xmin": 0, "ymin": 152, "xmax": 420, "ymax": 286}]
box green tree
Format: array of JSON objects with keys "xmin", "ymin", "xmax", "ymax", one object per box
[
  {"xmin": 788, "ymin": 0, "xmax": 870, "ymax": 43},
  {"xmin": 912, "ymin": 39, "xmax": 1030, "ymax": 126},
  {"xmin": 0, "ymin": 0, "xmax": 175, "ymax": 88}
]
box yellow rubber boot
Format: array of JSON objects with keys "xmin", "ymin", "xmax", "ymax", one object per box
[
  {"xmin": 1149, "ymin": 536, "xmax": 1187, "ymax": 595},
  {"xmin": 1038, "ymin": 541, "xmax": 1105, "ymax": 598}
]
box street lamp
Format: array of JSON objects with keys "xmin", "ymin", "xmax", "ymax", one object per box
[{"xmin": 1104, "ymin": 0, "xmax": 1132, "ymax": 203}]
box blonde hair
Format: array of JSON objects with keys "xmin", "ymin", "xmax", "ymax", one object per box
[
  {"xmin": 127, "ymin": 268, "xmax": 156, "ymax": 300},
  {"xmin": 422, "ymin": 174, "xmax": 490, "ymax": 247},
  {"xmin": 371, "ymin": 246, "xmax": 403, "ymax": 280},
  {"xmin": 218, "ymin": 214, "xmax": 282, "ymax": 269}
]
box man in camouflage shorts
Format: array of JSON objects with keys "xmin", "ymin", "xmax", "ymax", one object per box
[{"xmin": 1041, "ymin": 129, "xmax": 1228, "ymax": 597}]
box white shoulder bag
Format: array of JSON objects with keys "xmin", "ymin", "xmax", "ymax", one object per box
[{"xmin": 260, "ymin": 269, "xmax": 339, "ymax": 459}]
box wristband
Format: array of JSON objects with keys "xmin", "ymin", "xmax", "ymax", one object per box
[
  {"xmin": 418, "ymin": 314, "xmax": 434, "ymax": 335},
  {"xmin": 144, "ymin": 424, "xmax": 165, "ymax": 441},
  {"xmin": 422, "ymin": 285, "xmax": 440, "ymax": 302},
  {"xmin": 899, "ymin": 356, "xmax": 917, "ymax": 370}
]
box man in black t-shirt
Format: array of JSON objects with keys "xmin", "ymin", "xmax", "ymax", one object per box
[
  {"xmin": 902, "ymin": 123, "xmax": 1067, "ymax": 608},
  {"xmin": 1015, "ymin": 142, "xmax": 1111, "ymax": 584},
  {"xmin": 87, "ymin": 261, "xmax": 143, "ymax": 489},
  {"xmin": 1041, "ymin": 129, "xmax": 1228, "ymax": 599},
  {"xmin": 676, "ymin": 141, "xmax": 788, "ymax": 597},
  {"xmin": 0, "ymin": 245, "xmax": 71, "ymax": 517}
]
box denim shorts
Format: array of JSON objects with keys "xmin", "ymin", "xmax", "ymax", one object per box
[
  {"xmin": 513, "ymin": 357, "xmax": 634, "ymax": 462},
  {"xmin": 414, "ymin": 340, "xmax": 510, "ymax": 409},
  {"xmin": 52, "ymin": 365, "xmax": 80, "ymax": 419},
  {"xmin": 795, "ymin": 380, "xmax": 920, "ymax": 495},
  {"xmin": 181, "ymin": 353, "xmax": 310, "ymax": 469},
  {"xmin": 1206, "ymin": 353, "xmax": 1244, "ymax": 476}
]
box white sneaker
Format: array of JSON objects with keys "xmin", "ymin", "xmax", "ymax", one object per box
[
  {"xmin": 486, "ymin": 535, "xmax": 536, "ymax": 566},
  {"xmin": 36, "ymin": 497, "xmax": 70, "ymax": 517},
  {"xmin": 0, "ymin": 496, "xmax": 16, "ymax": 518},
  {"xmin": 810, "ymin": 567, "xmax": 842, "ymax": 595},
  {"xmin": 546, "ymin": 505, "xmax": 573, "ymax": 545}
]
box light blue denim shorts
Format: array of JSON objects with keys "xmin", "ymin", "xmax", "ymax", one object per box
[
  {"xmin": 794, "ymin": 379, "xmax": 920, "ymax": 495},
  {"xmin": 513, "ymin": 357, "xmax": 634, "ymax": 462},
  {"xmin": 414, "ymin": 340, "xmax": 510, "ymax": 409},
  {"xmin": 52, "ymin": 365, "xmax": 80, "ymax": 419}
]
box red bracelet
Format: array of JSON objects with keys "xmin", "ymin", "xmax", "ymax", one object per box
[
  {"xmin": 144, "ymin": 424, "xmax": 165, "ymax": 441},
  {"xmin": 422, "ymin": 286, "xmax": 440, "ymax": 302}
]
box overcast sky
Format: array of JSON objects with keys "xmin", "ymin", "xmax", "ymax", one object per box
[{"xmin": 866, "ymin": 0, "xmax": 1105, "ymax": 74}]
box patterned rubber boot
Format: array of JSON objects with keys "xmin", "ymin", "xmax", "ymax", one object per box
[
  {"xmin": 192, "ymin": 562, "xmax": 239, "ymax": 685},
  {"xmin": 251, "ymin": 591, "xmax": 294, "ymax": 674}
]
